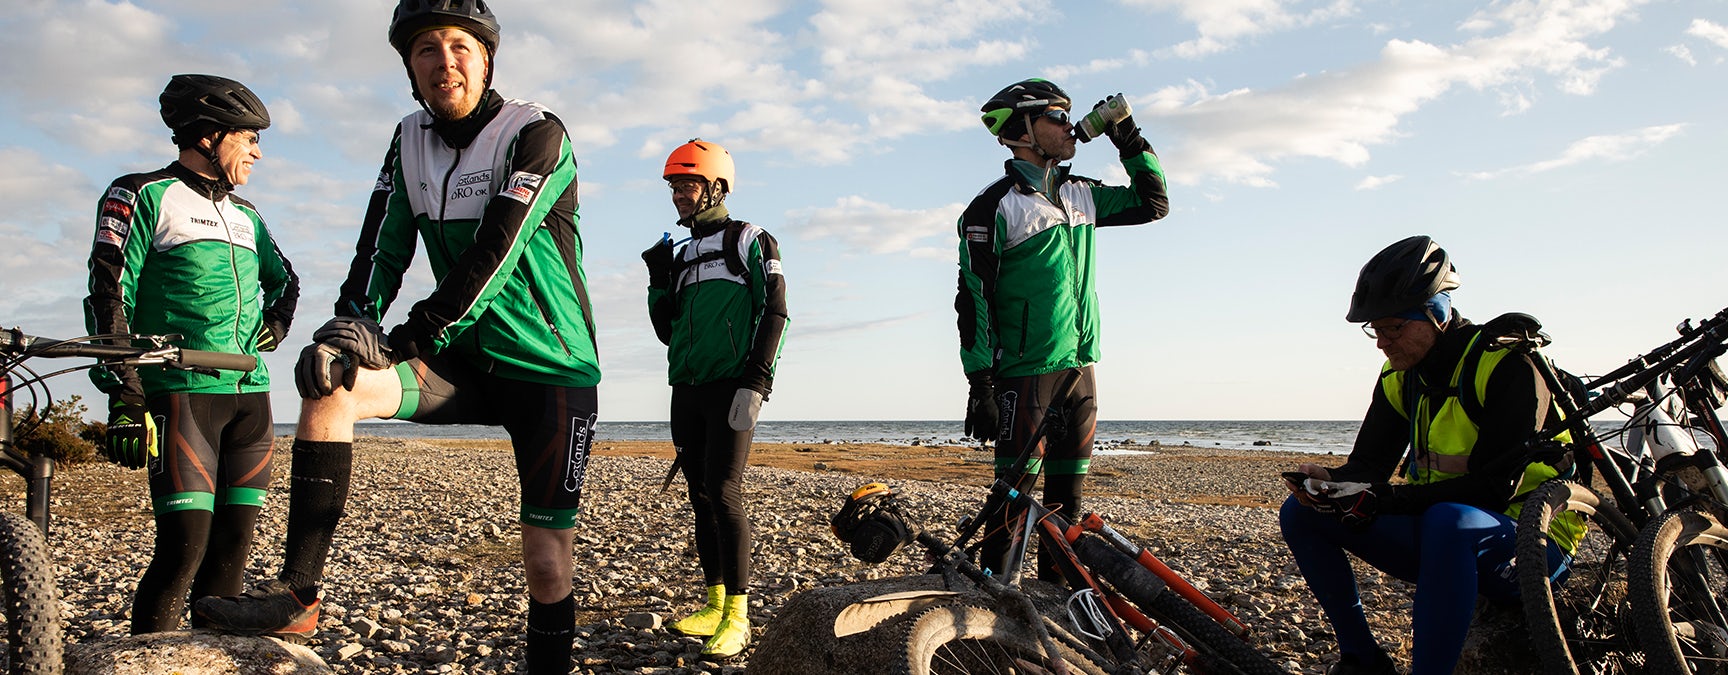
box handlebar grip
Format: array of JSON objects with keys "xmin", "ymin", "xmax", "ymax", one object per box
[{"xmin": 177, "ymin": 350, "xmax": 257, "ymax": 372}]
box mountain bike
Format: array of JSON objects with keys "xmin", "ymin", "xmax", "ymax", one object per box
[
  {"xmin": 823, "ymin": 372, "xmax": 1290, "ymax": 675},
  {"xmin": 0, "ymin": 327, "xmax": 255, "ymax": 675},
  {"xmin": 1507, "ymin": 308, "xmax": 1728, "ymax": 675},
  {"xmin": 1624, "ymin": 319, "xmax": 1728, "ymax": 674}
]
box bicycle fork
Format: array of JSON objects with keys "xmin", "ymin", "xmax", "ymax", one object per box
[{"xmin": 1077, "ymin": 513, "xmax": 1250, "ymax": 638}]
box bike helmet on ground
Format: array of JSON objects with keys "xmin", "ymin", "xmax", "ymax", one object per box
[
  {"xmin": 1346, "ymin": 235, "xmax": 1461, "ymax": 323},
  {"xmin": 663, "ymin": 139, "xmax": 736, "ymax": 195},
  {"xmin": 389, "ymin": 0, "xmax": 500, "ymax": 55},
  {"xmin": 979, "ymin": 78, "xmax": 1071, "ymax": 138},
  {"xmin": 160, "ymin": 74, "xmax": 271, "ymax": 135},
  {"xmin": 830, "ymin": 483, "xmax": 913, "ymax": 564}
]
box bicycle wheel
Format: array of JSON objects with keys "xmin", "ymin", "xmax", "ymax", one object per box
[
  {"xmin": 896, "ymin": 602, "xmax": 1107, "ymax": 675},
  {"xmin": 1071, "ymin": 535, "xmax": 1290, "ymax": 675},
  {"xmin": 1630, "ymin": 507, "xmax": 1728, "ymax": 674},
  {"xmin": 0, "ymin": 511, "xmax": 60, "ymax": 675},
  {"xmin": 1516, "ymin": 479, "xmax": 1644, "ymax": 675}
]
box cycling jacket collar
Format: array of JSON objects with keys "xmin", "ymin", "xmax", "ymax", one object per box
[
  {"xmin": 167, "ymin": 161, "xmax": 231, "ymax": 201},
  {"xmin": 1005, "ymin": 158, "xmax": 1069, "ymax": 197},
  {"xmin": 425, "ymin": 89, "xmax": 504, "ymax": 150},
  {"xmin": 680, "ymin": 203, "xmax": 732, "ymax": 237}
]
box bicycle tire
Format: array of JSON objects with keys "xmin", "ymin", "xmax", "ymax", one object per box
[
  {"xmin": 0, "ymin": 511, "xmax": 60, "ymax": 675},
  {"xmin": 1515, "ymin": 479, "xmax": 1644, "ymax": 675},
  {"xmin": 1071, "ymin": 535, "xmax": 1290, "ymax": 675},
  {"xmin": 895, "ymin": 602, "xmax": 1108, "ymax": 675},
  {"xmin": 1629, "ymin": 507, "xmax": 1728, "ymax": 674}
]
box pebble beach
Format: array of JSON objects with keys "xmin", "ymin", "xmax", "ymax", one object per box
[{"xmin": 32, "ymin": 436, "xmax": 1444, "ymax": 674}]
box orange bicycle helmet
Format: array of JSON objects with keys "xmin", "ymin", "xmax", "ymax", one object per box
[{"xmin": 663, "ymin": 139, "xmax": 735, "ymax": 195}]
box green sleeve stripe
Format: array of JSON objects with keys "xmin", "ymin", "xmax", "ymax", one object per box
[{"xmin": 154, "ymin": 492, "xmax": 216, "ymax": 514}]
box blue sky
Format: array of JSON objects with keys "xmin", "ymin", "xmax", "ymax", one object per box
[{"xmin": 2, "ymin": 0, "xmax": 1725, "ymax": 423}]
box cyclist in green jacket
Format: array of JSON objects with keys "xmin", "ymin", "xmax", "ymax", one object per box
[
  {"xmin": 194, "ymin": 3, "xmax": 598, "ymax": 672},
  {"xmin": 84, "ymin": 73, "xmax": 298, "ymax": 634},
  {"xmin": 642, "ymin": 139, "xmax": 789, "ymax": 659},
  {"xmin": 956, "ymin": 79, "xmax": 1168, "ymax": 580}
]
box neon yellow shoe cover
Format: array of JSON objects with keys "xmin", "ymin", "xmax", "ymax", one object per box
[
  {"xmin": 701, "ymin": 594, "xmax": 751, "ymax": 658},
  {"xmin": 669, "ymin": 585, "xmax": 726, "ymax": 637}
]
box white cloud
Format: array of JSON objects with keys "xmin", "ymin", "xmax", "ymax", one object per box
[
  {"xmin": 785, "ymin": 196, "xmax": 963, "ymax": 255},
  {"xmin": 1464, "ymin": 123, "xmax": 1686, "ymax": 180},
  {"xmin": 1666, "ymin": 44, "xmax": 1697, "ymax": 65},
  {"xmin": 1150, "ymin": 0, "xmax": 1648, "ymax": 186},
  {"xmin": 1117, "ymin": 0, "xmax": 1359, "ymax": 58},
  {"xmin": 0, "ymin": 147, "xmax": 99, "ymax": 240},
  {"xmin": 1686, "ymin": 19, "xmax": 1728, "ymax": 50},
  {"xmin": 1354, "ymin": 174, "xmax": 1402, "ymax": 190}
]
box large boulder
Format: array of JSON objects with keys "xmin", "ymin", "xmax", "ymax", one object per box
[{"xmin": 65, "ymin": 631, "xmax": 331, "ymax": 675}]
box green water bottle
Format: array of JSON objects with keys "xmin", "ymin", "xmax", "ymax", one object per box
[{"xmin": 1074, "ymin": 94, "xmax": 1131, "ymax": 143}]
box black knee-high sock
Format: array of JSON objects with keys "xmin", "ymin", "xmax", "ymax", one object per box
[
  {"xmin": 279, "ymin": 440, "xmax": 352, "ymax": 592},
  {"xmin": 526, "ymin": 593, "xmax": 575, "ymax": 675},
  {"xmin": 133, "ymin": 509, "xmax": 212, "ymax": 634}
]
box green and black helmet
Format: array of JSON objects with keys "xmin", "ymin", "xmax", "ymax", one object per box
[{"xmin": 980, "ymin": 78, "xmax": 1072, "ymax": 138}]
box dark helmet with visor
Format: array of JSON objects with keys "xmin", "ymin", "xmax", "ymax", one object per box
[
  {"xmin": 980, "ymin": 78, "xmax": 1071, "ymax": 138},
  {"xmin": 159, "ymin": 74, "xmax": 271, "ymax": 135},
  {"xmin": 1346, "ymin": 235, "xmax": 1461, "ymax": 323},
  {"xmin": 389, "ymin": 0, "xmax": 500, "ymax": 55}
]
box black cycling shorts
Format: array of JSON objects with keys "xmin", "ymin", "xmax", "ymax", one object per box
[
  {"xmin": 389, "ymin": 352, "xmax": 596, "ymax": 529},
  {"xmin": 145, "ymin": 392, "xmax": 274, "ymax": 514}
]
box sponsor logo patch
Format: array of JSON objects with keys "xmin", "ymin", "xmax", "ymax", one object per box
[
  {"xmin": 499, "ymin": 171, "xmax": 544, "ymax": 205},
  {"xmin": 964, "ymin": 223, "xmax": 991, "ymax": 243},
  {"xmin": 456, "ymin": 169, "xmax": 493, "ymax": 187},
  {"xmin": 765, "ymin": 259, "xmax": 783, "ymax": 276},
  {"xmin": 373, "ymin": 169, "xmax": 393, "ymax": 193},
  {"xmin": 95, "ymin": 216, "xmax": 127, "ymax": 247}
]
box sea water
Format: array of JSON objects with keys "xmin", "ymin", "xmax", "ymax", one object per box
[{"xmin": 274, "ymin": 420, "xmax": 1363, "ymax": 455}]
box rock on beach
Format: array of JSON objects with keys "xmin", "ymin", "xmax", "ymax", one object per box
[{"xmin": 25, "ymin": 437, "xmax": 1526, "ymax": 673}]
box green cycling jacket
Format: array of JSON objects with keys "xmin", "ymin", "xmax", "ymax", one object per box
[
  {"xmin": 956, "ymin": 150, "xmax": 1168, "ymax": 378},
  {"xmin": 647, "ymin": 205, "xmax": 789, "ymax": 393},
  {"xmin": 335, "ymin": 94, "xmax": 599, "ymax": 388},
  {"xmin": 84, "ymin": 162, "xmax": 299, "ymax": 398}
]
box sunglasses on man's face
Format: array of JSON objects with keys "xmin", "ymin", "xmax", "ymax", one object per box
[{"xmin": 1034, "ymin": 109, "xmax": 1070, "ymax": 126}]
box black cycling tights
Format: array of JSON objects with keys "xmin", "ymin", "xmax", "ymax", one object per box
[
  {"xmin": 671, "ymin": 381, "xmax": 755, "ymax": 594},
  {"xmin": 132, "ymin": 504, "xmax": 260, "ymax": 633}
]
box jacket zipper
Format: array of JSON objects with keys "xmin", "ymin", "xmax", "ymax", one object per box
[
  {"xmin": 520, "ymin": 264, "xmax": 573, "ymax": 357},
  {"xmin": 212, "ymin": 195, "xmax": 246, "ymax": 393}
]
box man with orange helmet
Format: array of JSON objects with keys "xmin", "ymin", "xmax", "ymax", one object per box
[
  {"xmin": 957, "ymin": 78, "xmax": 1169, "ymax": 581},
  {"xmin": 642, "ymin": 138, "xmax": 788, "ymax": 659},
  {"xmin": 195, "ymin": 2, "xmax": 599, "ymax": 672}
]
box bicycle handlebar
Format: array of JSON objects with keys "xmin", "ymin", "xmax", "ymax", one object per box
[
  {"xmin": 1585, "ymin": 305, "xmax": 1728, "ymax": 390},
  {"xmin": 0, "ymin": 329, "xmax": 256, "ymax": 373}
]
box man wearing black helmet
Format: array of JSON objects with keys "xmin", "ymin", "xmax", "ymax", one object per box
[
  {"xmin": 194, "ymin": 2, "xmax": 598, "ymax": 672},
  {"xmin": 1278, "ymin": 236, "xmax": 1578, "ymax": 675},
  {"xmin": 84, "ymin": 73, "xmax": 299, "ymax": 634},
  {"xmin": 956, "ymin": 78, "xmax": 1168, "ymax": 581}
]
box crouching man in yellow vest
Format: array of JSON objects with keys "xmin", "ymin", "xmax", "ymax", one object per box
[{"xmin": 1279, "ymin": 235, "xmax": 1582, "ymax": 675}]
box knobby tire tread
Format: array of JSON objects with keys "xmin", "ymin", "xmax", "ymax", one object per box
[
  {"xmin": 1071, "ymin": 536, "xmax": 1290, "ymax": 675},
  {"xmin": 1515, "ymin": 479, "xmax": 1642, "ymax": 675},
  {"xmin": 0, "ymin": 511, "xmax": 61, "ymax": 675},
  {"xmin": 894, "ymin": 601, "xmax": 1107, "ymax": 675},
  {"xmin": 1628, "ymin": 506, "xmax": 1728, "ymax": 675}
]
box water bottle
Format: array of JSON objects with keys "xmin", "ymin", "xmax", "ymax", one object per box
[{"xmin": 1074, "ymin": 94, "xmax": 1132, "ymax": 143}]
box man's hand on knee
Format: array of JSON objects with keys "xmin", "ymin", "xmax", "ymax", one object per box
[
  {"xmin": 296, "ymin": 343, "xmax": 357, "ymax": 400},
  {"xmin": 312, "ymin": 317, "xmax": 393, "ymax": 368}
]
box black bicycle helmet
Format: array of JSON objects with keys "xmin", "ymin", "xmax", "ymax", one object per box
[
  {"xmin": 830, "ymin": 483, "xmax": 913, "ymax": 564},
  {"xmin": 1346, "ymin": 235, "xmax": 1461, "ymax": 323},
  {"xmin": 159, "ymin": 74, "xmax": 271, "ymax": 134},
  {"xmin": 389, "ymin": 0, "xmax": 500, "ymax": 55},
  {"xmin": 980, "ymin": 78, "xmax": 1071, "ymax": 137}
]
